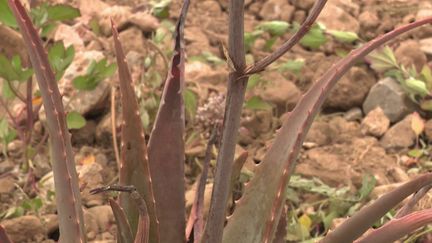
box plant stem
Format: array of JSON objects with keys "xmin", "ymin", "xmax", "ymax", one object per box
[{"xmin": 201, "ymin": 1, "xmax": 248, "ymax": 243}]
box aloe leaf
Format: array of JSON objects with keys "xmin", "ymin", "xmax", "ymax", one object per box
[
  {"xmin": 355, "ymin": 208, "xmax": 432, "ymax": 243},
  {"xmin": 111, "ymin": 21, "xmax": 159, "ymax": 241},
  {"xmin": 109, "ymin": 199, "xmax": 134, "ymax": 243},
  {"xmin": 132, "ymin": 190, "xmax": 150, "ymax": 243},
  {"xmin": 322, "ymin": 173, "xmax": 432, "ymax": 242},
  {"xmin": 0, "ymin": 225, "xmax": 12, "ymax": 243},
  {"xmin": 7, "ymin": 0, "xmax": 86, "ymax": 242},
  {"xmin": 222, "ymin": 17, "xmax": 432, "ymax": 243},
  {"xmin": 273, "ymin": 205, "xmax": 288, "ymax": 243},
  {"xmin": 186, "ymin": 129, "xmax": 217, "ymax": 242},
  {"xmin": 146, "ymin": 1, "xmax": 189, "ymax": 243}
]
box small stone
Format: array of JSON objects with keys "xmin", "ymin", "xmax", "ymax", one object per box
[
  {"xmin": 317, "ymin": 3, "xmax": 359, "ymax": 33},
  {"xmin": 395, "ymin": 40, "xmax": 427, "ymax": 72},
  {"xmin": 363, "ymin": 78, "xmax": 418, "ymax": 123},
  {"xmin": 2, "ymin": 215, "xmax": 45, "ymax": 242},
  {"xmin": 325, "ymin": 67, "xmax": 375, "ymax": 110},
  {"xmin": 290, "ymin": 0, "xmax": 315, "ymax": 10},
  {"xmin": 71, "ymin": 120, "xmax": 97, "ymax": 145},
  {"xmin": 98, "ymin": 6, "xmax": 132, "ymax": 36},
  {"xmin": 259, "ymin": 0, "xmax": 294, "ymax": 21},
  {"xmin": 380, "ymin": 114, "xmax": 416, "ymax": 151},
  {"xmin": 361, "ymin": 107, "xmax": 390, "ymax": 137},
  {"xmin": 419, "ymin": 38, "xmax": 432, "ymax": 56},
  {"xmin": 129, "ymin": 12, "xmax": 160, "ymax": 32},
  {"xmin": 344, "ymin": 107, "xmax": 363, "ymax": 121},
  {"xmin": 87, "ymin": 205, "xmax": 115, "ymax": 232},
  {"xmin": 0, "ymin": 175, "xmax": 15, "ymax": 194},
  {"xmin": 424, "ymin": 119, "xmax": 432, "ymax": 141},
  {"xmin": 260, "ymin": 72, "xmax": 301, "ymax": 112}
]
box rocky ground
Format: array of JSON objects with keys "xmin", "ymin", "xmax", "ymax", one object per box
[{"xmin": 1, "ymin": 0, "xmax": 432, "ymax": 242}]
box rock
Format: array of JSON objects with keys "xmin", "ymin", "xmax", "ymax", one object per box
[
  {"xmin": 39, "ymin": 162, "xmax": 105, "ymax": 207},
  {"xmin": 129, "ymin": 12, "xmax": 160, "ymax": 32},
  {"xmin": 260, "ymin": 72, "xmax": 301, "ymax": 112},
  {"xmin": 95, "ymin": 112, "xmax": 122, "ymax": 146},
  {"xmin": 363, "ymin": 78, "xmax": 418, "ymax": 123},
  {"xmin": 425, "ymin": 119, "xmax": 432, "ymax": 141},
  {"xmin": 41, "ymin": 214, "xmax": 59, "ymax": 239},
  {"xmin": 67, "ymin": 79, "xmax": 110, "ymax": 116},
  {"xmin": 98, "ymin": 6, "xmax": 132, "ymax": 36},
  {"xmin": 54, "ymin": 24, "xmax": 85, "ymax": 52},
  {"xmin": 324, "ymin": 67, "xmax": 375, "ymax": 110},
  {"xmin": 109, "ymin": 27, "xmax": 146, "ymax": 55},
  {"xmin": 0, "ymin": 175, "xmax": 15, "ymax": 193},
  {"xmin": 395, "ymin": 40, "xmax": 427, "ymax": 72},
  {"xmin": 71, "ymin": 119, "xmax": 97, "ymax": 145},
  {"xmin": 297, "ymin": 137, "xmax": 396, "ymax": 187},
  {"xmin": 344, "ymin": 107, "xmax": 363, "ymax": 121},
  {"xmin": 84, "ymin": 209, "xmax": 99, "ymax": 241},
  {"xmin": 419, "ymin": 38, "xmax": 432, "ymax": 56},
  {"xmin": 78, "ymin": 162, "xmax": 105, "ymax": 207},
  {"xmin": 292, "ymin": 10, "xmax": 306, "ymax": 23},
  {"xmin": 79, "ymin": 0, "xmax": 110, "ymax": 19},
  {"xmin": 361, "ymin": 107, "xmax": 390, "ymax": 137},
  {"xmin": 259, "ymin": 0, "xmax": 295, "ymax": 21},
  {"xmin": 380, "ymin": 114, "xmax": 416, "ymax": 151},
  {"xmin": 241, "ymin": 110, "xmax": 273, "ymax": 137},
  {"xmin": 33, "ymin": 150, "xmax": 52, "ymax": 178},
  {"xmin": 185, "ymin": 27, "xmax": 212, "ymax": 56},
  {"xmin": 317, "ymin": 3, "xmax": 359, "ymax": 33},
  {"xmin": 0, "ymin": 159, "xmax": 14, "ymax": 174},
  {"xmin": 290, "ymin": 0, "xmax": 315, "ymax": 10},
  {"xmin": 185, "ymin": 61, "xmax": 227, "ymax": 85},
  {"xmin": 2, "ymin": 215, "xmax": 45, "ymax": 242},
  {"xmin": 305, "ymin": 116, "xmax": 360, "ymax": 146},
  {"xmin": 87, "ymin": 205, "xmax": 115, "ymax": 232},
  {"xmin": 59, "ymin": 50, "xmax": 111, "ymax": 116},
  {"xmin": 358, "ymin": 11, "xmax": 379, "ymax": 32}
]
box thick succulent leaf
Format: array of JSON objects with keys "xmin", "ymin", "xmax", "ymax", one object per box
[
  {"xmin": 273, "ymin": 205, "xmax": 288, "ymax": 243},
  {"xmin": 111, "ymin": 21, "xmax": 159, "ymax": 242},
  {"xmin": 186, "ymin": 129, "xmax": 217, "ymax": 242},
  {"xmin": 8, "ymin": 0, "xmax": 86, "ymax": 242},
  {"xmin": 322, "ymin": 173, "xmax": 432, "ymax": 242},
  {"xmin": 355, "ymin": 208, "xmax": 432, "ymax": 243},
  {"xmin": 0, "ymin": 225, "xmax": 12, "ymax": 243},
  {"xmin": 109, "ymin": 199, "xmax": 134, "ymax": 243},
  {"xmin": 146, "ymin": 1, "xmax": 189, "ymax": 243},
  {"xmin": 132, "ymin": 190, "xmax": 150, "ymax": 243},
  {"xmin": 222, "ymin": 17, "xmax": 432, "ymax": 243}
]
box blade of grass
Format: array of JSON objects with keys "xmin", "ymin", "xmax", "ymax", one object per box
[
  {"xmin": 147, "ymin": 1, "xmax": 190, "ymax": 242},
  {"xmin": 201, "ymin": 1, "xmax": 249, "ymax": 243},
  {"xmin": 355, "ymin": 208, "xmax": 432, "ymax": 243},
  {"xmin": 223, "ymin": 17, "xmax": 432, "ymax": 243},
  {"xmin": 8, "ymin": 0, "xmax": 86, "ymax": 242},
  {"xmin": 111, "ymin": 20, "xmax": 159, "ymax": 241}
]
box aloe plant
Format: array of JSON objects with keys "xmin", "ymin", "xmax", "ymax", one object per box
[{"xmin": 6, "ymin": 0, "xmax": 432, "ymax": 242}]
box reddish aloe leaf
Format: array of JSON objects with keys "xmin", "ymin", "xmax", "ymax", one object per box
[
  {"xmin": 111, "ymin": 21, "xmax": 159, "ymax": 241},
  {"xmin": 273, "ymin": 205, "xmax": 288, "ymax": 243},
  {"xmin": 223, "ymin": 17, "xmax": 432, "ymax": 243},
  {"xmin": 132, "ymin": 190, "xmax": 150, "ymax": 243},
  {"xmin": 0, "ymin": 225, "xmax": 12, "ymax": 243},
  {"xmin": 109, "ymin": 199, "xmax": 134, "ymax": 243},
  {"xmin": 322, "ymin": 173, "xmax": 432, "ymax": 243},
  {"xmin": 8, "ymin": 0, "xmax": 86, "ymax": 242},
  {"xmin": 355, "ymin": 208, "xmax": 432, "ymax": 243},
  {"xmin": 396, "ymin": 184, "xmax": 432, "ymax": 218},
  {"xmin": 186, "ymin": 128, "xmax": 218, "ymax": 243},
  {"xmin": 146, "ymin": 1, "xmax": 189, "ymax": 242}
]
